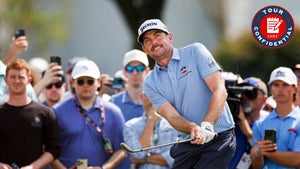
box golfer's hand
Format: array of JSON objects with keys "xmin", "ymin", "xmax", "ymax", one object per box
[
  {"xmin": 200, "ymin": 122, "xmax": 217, "ymax": 144},
  {"xmin": 191, "ymin": 122, "xmax": 217, "ymax": 145}
]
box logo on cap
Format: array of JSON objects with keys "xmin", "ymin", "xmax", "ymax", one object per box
[
  {"xmin": 140, "ymin": 22, "xmax": 158, "ymax": 33},
  {"xmin": 274, "ymin": 70, "xmax": 285, "ymax": 78},
  {"xmin": 251, "ymin": 5, "xmax": 294, "ymax": 49}
]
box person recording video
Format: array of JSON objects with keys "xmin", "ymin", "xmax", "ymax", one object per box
[
  {"xmin": 228, "ymin": 77, "xmax": 269, "ymax": 169},
  {"xmin": 250, "ymin": 67, "xmax": 300, "ymax": 169}
]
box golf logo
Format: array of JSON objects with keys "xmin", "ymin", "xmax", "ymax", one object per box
[{"xmin": 251, "ymin": 5, "xmax": 294, "ymax": 49}]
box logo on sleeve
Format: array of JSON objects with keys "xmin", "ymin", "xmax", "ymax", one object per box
[{"xmin": 251, "ymin": 5, "xmax": 294, "ymax": 49}]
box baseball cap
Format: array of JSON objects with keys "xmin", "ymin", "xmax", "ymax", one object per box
[
  {"xmin": 123, "ymin": 49, "xmax": 149, "ymax": 67},
  {"xmin": 268, "ymin": 67, "xmax": 297, "ymax": 86},
  {"xmin": 240, "ymin": 77, "xmax": 268, "ymax": 95},
  {"xmin": 71, "ymin": 60, "xmax": 100, "ymax": 79},
  {"xmin": 137, "ymin": 19, "xmax": 169, "ymax": 44},
  {"xmin": 66, "ymin": 56, "xmax": 87, "ymax": 73}
]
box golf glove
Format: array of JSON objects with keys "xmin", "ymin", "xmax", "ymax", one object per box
[{"xmin": 200, "ymin": 122, "xmax": 218, "ymax": 144}]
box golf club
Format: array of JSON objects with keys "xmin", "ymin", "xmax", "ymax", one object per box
[{"xmin": 121, "ymin": 138, "xmax": 194, "ymax": 153}]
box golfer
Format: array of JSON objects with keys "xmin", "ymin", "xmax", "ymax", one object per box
[{"xmin": 138, "ymin": 19, "xmax": 236, "ymax": 169}]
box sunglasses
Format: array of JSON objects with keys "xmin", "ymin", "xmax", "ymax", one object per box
[
  {"xmin": 46, "ymin": 82, "xmax": 63, "ymax": 89},
  {"xmin": 76, "ymin": 79, "xmax": 95, "ymax": 86},
  {"xmin": 125, "ymin": 65, "xmax": 146, "ymax": 73}
]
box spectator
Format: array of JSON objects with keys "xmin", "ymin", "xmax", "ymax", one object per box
[
  {"xmin": 61, "ymin": 56, "xmax": 87, "ymax": 101},
  {"xmin": 229, "ymin": 77, "xmax": 269, "ymax": 169},
  {"xmin": 292, "ymin": 64, "xmax": 300, "ymax": 106},
  {"xmin": 41, "ymin": 70, "xmax": 66, "ymax": 107},
  {"xmin": 52, "ymin": 59, "xmax": 126, "ymax": 169},
  {"xmin": 98, "ymin": 73, "xmax": 114, "ymax": 101},
  {"xmin": 251, "ymin": 67, "xmax": 300, "ymax": 168},
  {"xmin": 110, "ymin": 49, "xmax": 150, "ymax": 121},
  {"xmin": 0, "ymin": 59, "xmax": 61, "ymax": 169},
  {"xmin": 138, "ymin": 19, "xmax": 235, "ymax": 168},
  {"xmin": 33, "ymin": 62, "xmax": 64, "ymax": 101},
  {"xmin": 112, "ymin": 70, "xmax": 127, "ymax": 94},
  {"xmin": 110, "ymin": 49, "xmax": 150, "ymax": 169},
  {"xmin": 124, "ymin": 94, "xmax": 177, "ymax": 169},
  {"xmin": 0, "ymin": 34, "xmax": 38, "ymax": 104}
]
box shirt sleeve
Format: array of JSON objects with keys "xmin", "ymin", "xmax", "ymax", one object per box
[
  {"xmin": 143, "ymin": 78, "xmax": 168, "ymax": 112},
  {"xmin": 43, "ymin": 107, "xmax": 61, "ymax": 159}
]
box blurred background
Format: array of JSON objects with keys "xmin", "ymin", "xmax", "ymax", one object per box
[{"xmin": 0, "ymin": 0, "xmax": 299, "ymax": 84}]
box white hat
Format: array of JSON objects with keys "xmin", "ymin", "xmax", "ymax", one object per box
[
  {"xmin": 71, "ymin": 60, "xmax": 100, "ymax": 79},
  {"xmin": 268, "ymin": 67, "xmax": 297, "ymax": 86},
  {"xmin": 28, "ymin": 57, "xmax": 49, "ymax": 73},
  {"xmin": 123, "ymin": 49, "xmax": 149, "ymax": 67},
  {"xmin": 137, "ymin": 19, "xmax": 169, "ymax": 44}
]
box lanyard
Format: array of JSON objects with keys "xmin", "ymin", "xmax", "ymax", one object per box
[
  {"xmin": 73, "ymin": 98, "xmax": 106, "ymax": 135},
  {"xmin": 73, "ymin": 98, "xmax": 113, "ymax": 153}
]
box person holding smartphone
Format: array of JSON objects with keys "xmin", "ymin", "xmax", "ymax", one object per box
[
  {"xmin": 0, "ymin": 29, "xmax": 38, "ymax": 104},
  {"xmin": 251, "ymin": 67, "xmax": 300, "ymax": 169}
]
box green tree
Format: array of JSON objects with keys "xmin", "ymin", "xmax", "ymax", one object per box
[
  {"xmin": 112, "ymin": 0, "xmax": 226, "ymax": 68},
  {"xmin": 0, "ymin": 0, "xmax": 69, "ymax": 60},
  {"xmin": 214, "ymin": 29, "xmax": 300, "ymax": 84}
]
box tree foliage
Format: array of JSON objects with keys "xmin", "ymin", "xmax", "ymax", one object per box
[
  {"xmin": 0, "ymin": 0, "xmax": 69, "ymax": 59},
  {"xmin": 214, "ymin": 30, "xmax": 300, "ymax": 83},
  {"xmin": 112, "ymin": 0, "xmax": 166, "ymax": 68}
]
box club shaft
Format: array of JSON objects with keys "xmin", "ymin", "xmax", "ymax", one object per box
[
  {"xmin": 142, "ymin": 138, "xmax": 193, "ymax": 151},
  {"xmin": 122, "ymin": 138, "xmax": 193, "ymax": 153}
]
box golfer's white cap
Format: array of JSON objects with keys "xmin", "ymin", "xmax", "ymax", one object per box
[{"xmin": 137, "ymin": 19, "xmax": 169, "ymax": 44}]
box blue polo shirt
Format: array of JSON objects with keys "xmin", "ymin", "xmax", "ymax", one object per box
[
  {"xmin": 53, "ymin": 96, "xmax": 125, "ymax": 168},
  {"xmin": 110, "ymin": 91, "xmax": 144, "ymax": 121},
  {"xmin": 252, "ymin": 107, "xmax": 300, "ymax": 169},
  {"xmin": 110, "ymin": 91, "xmax": 144, "ymax": 169},
  {"xmin": 143, "ymin": 43, "xmax": 234, "ymax": 139}
]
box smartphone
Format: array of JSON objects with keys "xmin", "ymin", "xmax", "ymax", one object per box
[
  {"xmin": 264, "ymin": 129, "xmax": 276, "ymax": 143},
  {"xmin": 50, "ymin": 56, "xmax": 61, "ymax": 65},
  {"xmin": 111, "ymin": 77, "xmax": 125, "ymax": 90},
  {"xmin": 77, "ymin": 159, "xmax": 88, "ymax": 169},
  {"xmin": 14, "ymin": 29, "xmax": 25, "ymax": 38}
]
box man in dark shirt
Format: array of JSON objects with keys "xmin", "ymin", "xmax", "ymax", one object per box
[{"xmin": 0, "ymin": 59, "xmax": 60, "ymax": 169}]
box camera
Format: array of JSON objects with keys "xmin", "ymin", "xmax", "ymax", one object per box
[
  {"xmin": 225, "ymin": 79, "xmax": 258, "ymax": 121},
  {"xmin": 110, "ymin": 77, "xmax": 125, "ymax": 90}
]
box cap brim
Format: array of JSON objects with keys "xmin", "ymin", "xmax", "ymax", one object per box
[
  {"xmin": 268, "ymin": 78, "xmax": 294, "ymax": 85},
  {"xmin": 72, "ymin": 73, "xmax": 99, "ymax": 79}
]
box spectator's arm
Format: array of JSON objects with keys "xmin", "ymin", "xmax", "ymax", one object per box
[
  {"xmin": 33, "ymin": 63, "xmax": 63, "ymax": 96},
  {"xmin": 2, "ymin": 36, "xmax": 28, "ymax": 64},
  {"xmin": 22, "ymin": 152, "xmax": 54, "ymax": 169}
]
